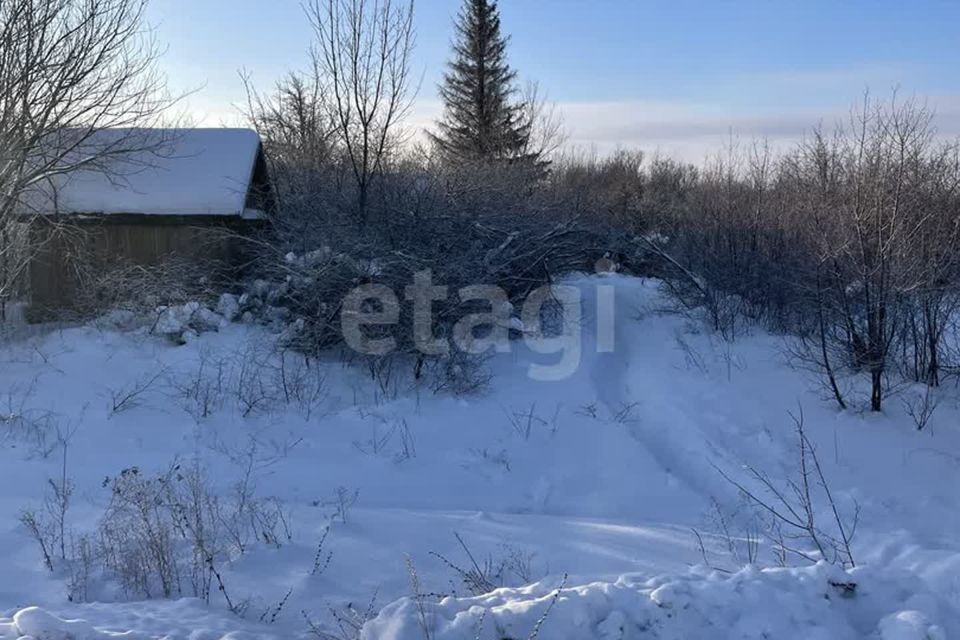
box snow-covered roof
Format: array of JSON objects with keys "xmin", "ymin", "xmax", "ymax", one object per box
[{"xmin": 21, "ymin": 128, "xmax": 272, "ymax": 218}]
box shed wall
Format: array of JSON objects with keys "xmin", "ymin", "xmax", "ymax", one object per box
[{"xmin": 27, "ymin": 218, "xmax": 261, "ymax": 318}]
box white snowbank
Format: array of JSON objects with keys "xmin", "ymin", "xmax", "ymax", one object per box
[
  {"xmin": 0, "ymin": 602, "xmax": 279, "ymax": 639},
  {"xmin": 0, "ymin": 607, "xmax": 129, "ymax": 639},
  {"xmin": 363, "ymin": 563, "xmax": 957, "ymax": 640}
]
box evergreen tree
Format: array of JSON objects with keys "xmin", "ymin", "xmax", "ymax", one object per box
[{"xmin": 430, "ymin": 0, "xmax": 531, "ymax": 163}]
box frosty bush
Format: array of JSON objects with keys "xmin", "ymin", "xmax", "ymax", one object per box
[
  {"xmin": 429, "ymin": 532, "xmax": 540, "ymax": 598},
  {"xmin": 234, "ymin": 158, "xmax": 614, "ymax": 393},
  {"xmin": 1, "ymin": 377, "xmax": 61, "ymax": 458},
  {"xmin": 49, "ymin": 255, "xmax": 223, "ymax": 323},
  {"xmin": 704, "ymin": 408, "xmax": 860, "ymax": 571},
  {"xmin": 170, "ymin": 342, "xmax": 328, "ymax": 422},
  {"xmin": 21, "ymin": 457, "xmax": 293, "ymax": 610}
]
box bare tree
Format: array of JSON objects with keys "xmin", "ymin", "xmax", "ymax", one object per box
[
  {"xmin": 714, "ymin": 408, "xmax": 859, "ymax": 569},
  {"xmin": 241, "ymin": 69, "xmax": 343, "ymax": 251},
  {"xmin": 242, "ymin": 70, "xmax": 336, "ymax": 178},
  {"xmin": 0, "ymin": 0, "xmax": 176, "ymax": 317},
  {"xmin": 804, "ymin": 95, "xmax": 944, "ymax": 410},
  {"xmin": 517, "ymin": 81, "xmax": 566, "ymax": 165},
  {"xmin": 899, "ymin": 141, "xmax": 960, "ymax": 386},
  {"xmin": 305, "ymin": 0, "xmax": 416, "ymax": 222}
]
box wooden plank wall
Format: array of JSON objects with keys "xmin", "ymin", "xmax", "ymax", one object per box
[{"xmin": 27, "ymin": 220, "xmax": 254, "ymax": 318}]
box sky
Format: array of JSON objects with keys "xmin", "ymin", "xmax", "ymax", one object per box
[{"xmin": 147, "ymin": 0, "xmax": 960, "ymax": 162}]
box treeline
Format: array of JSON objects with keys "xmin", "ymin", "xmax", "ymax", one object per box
[
  {"xmin": 247, "ymin": 0, "xmax": 960, "ymax": 411},
  {"xmin": 636, "ymin": 98, "xmax": 960, "ymax": 412}
]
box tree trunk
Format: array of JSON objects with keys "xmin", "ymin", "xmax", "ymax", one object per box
[{"xmin": 871, "ymin": 369, "xmax": 883, "ymax": 412}]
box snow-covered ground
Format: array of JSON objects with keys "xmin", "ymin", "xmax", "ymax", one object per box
[{"xmin": 0, "ymin": 275, "xmax": 958, "ymax": 639}]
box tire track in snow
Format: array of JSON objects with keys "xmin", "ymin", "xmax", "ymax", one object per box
[{"xmin": 589, "ymin": 278, "xmax": 735, "ymax": 511}]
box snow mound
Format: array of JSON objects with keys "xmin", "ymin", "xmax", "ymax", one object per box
[
  {"xmin": 879, "ymin": 611, "xmax": 947, "ymax": 640},
  {"xmin": 0, "ymin": 607, "xmax": 129, "ymax": 639},
  {"xmin": 362, "ymin": 563, "xmax": 958, "ymax": 640},
  {"xmin": 0, "ymin": 605, "xmax": 275, "ymax": 640}
]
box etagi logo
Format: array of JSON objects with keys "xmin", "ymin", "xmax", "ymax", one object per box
[{"xmin": 340, "ymin": 270, "xmax": 617, "ymax": 381}]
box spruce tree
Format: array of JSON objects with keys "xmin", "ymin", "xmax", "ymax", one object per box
[{"xmin": 431, "ymin": 0, "xmax": 531, "ymax": 163}]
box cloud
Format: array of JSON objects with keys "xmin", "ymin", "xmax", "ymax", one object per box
[
  {"xmin": 401, "ymin": 63, "xmax": 960, "ymax": 162},
  {"xmin": 185, "ymin": 90, "xmax": 960, "ymax": 165},
  {"xmin": 548, "ymin": 95, "xmax": 960, "ymax": 162}
]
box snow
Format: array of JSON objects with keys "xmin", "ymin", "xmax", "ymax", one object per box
[
  {"xmin": 19, "ymin": 129, "xmax": 265, "ymax": 218},
  {"xmin": 363, "ymin": 563, "xmax": 956, "ymax": 640},
  {"xmin": 153, "ymin": 302, "xmax": 226, "ymax": 339},
  {"xmin": 216, "ymin": 294, "xmax": 241, "ymax": 323},
  {"xmin": 0, "ymin": 601, "xmax": 277, "ymax": 639},
  {"xmin": 1, "ymin": 274, "xmax": 959, "ymax": 638}
]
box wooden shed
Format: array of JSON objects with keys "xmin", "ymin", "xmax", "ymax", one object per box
[{"xmin": 18, "ymin": 129, "xmax": 274, "ymax": 317}]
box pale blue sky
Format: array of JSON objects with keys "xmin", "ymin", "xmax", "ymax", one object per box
[{"xmin": 148, "ymin": 0, "xmax": 960, "ymax": 160}]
